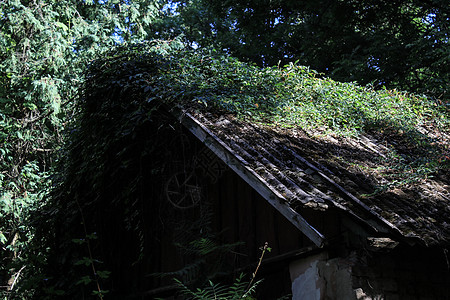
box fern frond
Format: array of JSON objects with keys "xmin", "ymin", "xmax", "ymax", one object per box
[
  {"xmin": 149, "ymin": 259, "xmax": 204, "ymax": 282},
  {"xmin": 174, "ymin": 273, "xmax": 260, "ymax": 300}
]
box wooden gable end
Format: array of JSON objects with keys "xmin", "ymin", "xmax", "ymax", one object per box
[{"xmin": 173, "ymin": 108, "xmax": 327, "ymax": 247}]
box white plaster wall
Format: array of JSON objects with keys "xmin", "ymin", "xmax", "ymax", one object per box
[
  {"xmin": 291, "ymin": 260, "xmax": 321, "ymax": 300},
  {"xmin": 289, "ymin": 253, "xmax": 328, "ymax": 300},
  {"xmin": 289, "ymin": 252, "xmax": 359, "ymax": 300}
]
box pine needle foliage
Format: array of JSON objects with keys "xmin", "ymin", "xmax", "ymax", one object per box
[{"xmin": 1, "ymin": 0, "xmax": 167, "ymax": 297}]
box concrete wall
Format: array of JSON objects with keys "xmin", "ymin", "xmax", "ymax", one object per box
[
  {"xmin": 289, "ymin": 252, "xmax": 357, "ymax": 300},
  {"xmin": 289, "ymin": 246, "xmax": 450, "ymax": 300},
  {"xmin": 289, "ymin": 253, "xmax": 325, "ymax": 300}
]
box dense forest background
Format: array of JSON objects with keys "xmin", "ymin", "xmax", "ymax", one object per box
[{"xmin": 0, "ymin": 0, "xmax": 449, "ymax": 298}]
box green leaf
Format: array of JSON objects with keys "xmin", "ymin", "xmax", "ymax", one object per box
[
  {"xmin": 96, "ymin": 270, "xmax": 111, "ymax": 279},
  {"xmin": 75, "ymin": 257, "xmax": 94, "ymax": 266},
  {"xmin": 76, "ymin": 275, "xmax": 92, "ymax": 286},
  {"xmin": 86, "ymin": 232, "xmax": 98, "ymax": 240},
  {"xmin": 55, "ymin": 21, "xmax": 69, "ymax": 31},
  {"xmin": 0, "ymin": 231, "xmax": 7, "ymax": 244},
  {"xmin": 72, "ymin": 238, "xmax": 85, "ymax": 244}
]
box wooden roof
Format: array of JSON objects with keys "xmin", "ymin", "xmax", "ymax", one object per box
[{"xmin": 172, "ymin": 108, "xmax": 450, "ymax": 247}]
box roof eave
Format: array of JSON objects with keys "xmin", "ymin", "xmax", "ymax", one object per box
[{"xmin": 172, "ymin": 108, "xmax": 326, "ymax": 248}]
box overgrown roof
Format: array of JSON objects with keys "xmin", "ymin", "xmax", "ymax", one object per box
[
  {"xmin": 178, "ymin": 110, "xmax": 450, "ymax": 246},
  {"xmin": 79, "ymin": 41, "xmax": 449, "ymax": 246}
]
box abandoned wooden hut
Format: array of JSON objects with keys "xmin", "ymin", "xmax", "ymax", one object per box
[
  {"xmin": 47, "ymin": 46, "xmax": 450, "ymax": 299},
  {"xmin": 156, "ymin": 107, "xmax": 450, "ymax": 299}
]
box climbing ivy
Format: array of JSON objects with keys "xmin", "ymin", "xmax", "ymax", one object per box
[
  {"xmin": 29, "ymin": 40, "xmax": 450, "ymax": 297},
  {"xmin": 0, "ymin": 1, "xmax": 168, "ymax": 298}
]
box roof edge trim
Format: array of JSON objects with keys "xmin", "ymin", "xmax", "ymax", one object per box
[{"xmin": 172, "ymin": 108, "xmax": 325, "ymax": 248}]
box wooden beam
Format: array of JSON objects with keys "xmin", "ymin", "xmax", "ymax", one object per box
[{"xmin": 173, "ymin": 109, "xmax": 325, "ymax": 248}]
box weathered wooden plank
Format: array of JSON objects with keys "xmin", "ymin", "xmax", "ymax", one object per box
[
  {"xmin": 173, "ymin": 109, "xmax": 325, "ymax": 247},
  {"xmin": 230, "ymin": 136, "xmax": 316, "ymax": 204},
  {"xmin": 225, "ymin": 138, "xmax": 304, "ymax": 203},
  {"xmin": 282, "ymin": 145, "xmax": 402, "ymax": 235}
]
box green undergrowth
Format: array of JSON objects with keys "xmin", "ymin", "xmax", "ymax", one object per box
[
  {"xmin": 91, "ymin": 42, "xmax": 449, "ymax": 133},
  {"xmin": 87, "ymin": 41, "xmax": 449, "ymax": 180}
]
